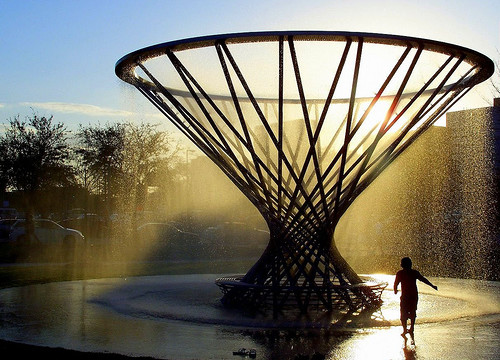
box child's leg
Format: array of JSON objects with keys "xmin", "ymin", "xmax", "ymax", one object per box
[
  {"xmin": 401, "ymin": 318, "xmax": 408, "ymax": 335},
  {"xmin": 409, "ymin": 316, "xmax": 415, "ymax": 344}
]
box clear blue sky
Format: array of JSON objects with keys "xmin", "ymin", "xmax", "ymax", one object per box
[{"xmin": 0, "ymin": 0, "xmax": 499, "ymax": 132}]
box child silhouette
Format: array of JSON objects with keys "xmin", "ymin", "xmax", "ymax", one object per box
[{"xmin": 394, "ymin": 257, "xmax": 438, "ymax": 344}]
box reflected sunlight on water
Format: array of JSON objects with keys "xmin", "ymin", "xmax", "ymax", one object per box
[
  {"xmin": 368, "ymin": 274, "xmax": 500, "ymax": 326},
  {"xmin": 329, "ymin": 327, "xmax": 410, "ymax": 360}
]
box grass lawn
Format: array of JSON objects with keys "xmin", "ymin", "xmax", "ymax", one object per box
[{"xmin": 0, "ymin": 258, "xmax": 256, "ymax": 289}]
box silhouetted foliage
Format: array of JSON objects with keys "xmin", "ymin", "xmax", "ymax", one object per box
[
  {"xmin": 74, "ymin": 122, "xmax": 181, "ymax": 220},
  {"xmin": 121, "ymin": 122, "xmax": 180, "ymax": 215},
  {"xmin": 74, "ymin": 122, "xmax": 126, "ymax": 217},
  {"xmin": 0, "ymin": 141, "xmax": 8, "ymax": 194},
  {"xmin": 0, "ymin": 114, "xmax": 74, "ymax": 193},
  {"xmin": 0, "ymin": 113, "xmax": 182, "ymax": 235},
  {"xmin": 0, "ymin": 113, "xmax": 74, "ymax": 244}
]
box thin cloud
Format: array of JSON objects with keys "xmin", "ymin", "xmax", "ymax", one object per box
[
  {"xmin": 21, "ymin": 102, "xmax": 138, "ymax": 117},
  {"xmin": 3, "ymin": 102, "xmax": 173, "ymax": 131},
  {"xmin": 22, "ymin": 102, "xmax": 162, "ymax": 117}
]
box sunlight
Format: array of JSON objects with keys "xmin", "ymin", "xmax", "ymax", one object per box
[
  {"xmin": 371, "ymin": 274, "xmax": 401, "ymax": 322},
  {"xmin": 329, "ymin": 327, "xmax": 411, "ymax": 360},
  {"xmin": 356, "ymin": 99, "xmax": 395, "ymax": 137}
]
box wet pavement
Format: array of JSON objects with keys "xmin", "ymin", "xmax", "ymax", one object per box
[{"xmin": 0, "ymin": 274, "xmax": 498, "ymax": 359}]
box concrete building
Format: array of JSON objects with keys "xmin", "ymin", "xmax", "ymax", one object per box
[{"xmin": 337, "ymin": 100, "xmax": 500, "ymax": 280}]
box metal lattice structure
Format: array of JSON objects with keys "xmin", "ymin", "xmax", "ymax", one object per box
[{"xmin": 116, "ymin": 31, "xmax": 493, "ymax": 317}]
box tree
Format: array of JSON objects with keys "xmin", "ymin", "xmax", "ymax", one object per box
[
  {"xmin": 0, "ymin": 114, "xmax": 73, "ymax": 248},
  {"xmin": 121, "ymin": 122, "xmax": 180, "ymax": 217},
  {"xmin": 0, "ymin": 140, "xmax": 8, "ymax": 195},
  {"xmin": 75, "ymin": 121, "xmax": 182, "ymax": 228},
  {"xmin": 1, "ymin": 114, "xmax": 73, "ymax": 191},
  {"xmin": 0, "ymin": 114, "xmax": 73, "ymax": 216},
  {"xmin": 74, "ymin": 122, "xmax": 126, "ymax": 218}
]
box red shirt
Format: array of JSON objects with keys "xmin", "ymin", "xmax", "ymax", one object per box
[{"xmin": 394, "ymin": 268, "xmax": 425, "ymax": 299}]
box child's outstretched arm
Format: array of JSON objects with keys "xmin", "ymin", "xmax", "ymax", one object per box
[{"xmin": 419, "ymin": 274, "xmax": 438, "ymax": 290}]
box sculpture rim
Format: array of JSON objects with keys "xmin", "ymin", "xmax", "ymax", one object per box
[{"xmin": 115, "ymin": 30, "xmax": 494, "ymax": 87}]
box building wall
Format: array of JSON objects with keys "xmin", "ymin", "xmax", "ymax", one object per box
[
  {"xmin": 446, "ymin": 105, "xmax": 499, "ymax": 279},
  {"xmin": 336, "ymin": 103, "xmax": 499, "ymax": 279}
]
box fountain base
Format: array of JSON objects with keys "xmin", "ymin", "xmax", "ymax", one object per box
[{"xmin": 216, "ymin": 274, "xmax": 387, "ymax": 318}]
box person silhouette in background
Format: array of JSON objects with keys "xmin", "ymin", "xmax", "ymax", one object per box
[{"xmin": 394, "ymin": 257, "xmax": 438, "ymax": 344}]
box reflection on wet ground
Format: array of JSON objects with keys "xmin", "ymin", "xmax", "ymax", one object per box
[{"xmin": 0, "ymin": 274, "xmax": 498, "ymax": 359}]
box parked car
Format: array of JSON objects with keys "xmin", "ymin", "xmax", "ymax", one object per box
[
  {"xmin": 137, "ymin": 222, "xmax": 200, "ymax": 243},
  {"xmin": 59, "ymin": 214, "xmax": 108, "ymax": 239},
  {"xmin": 9, "ymin": 219, "xmax": 85, "ymax": 247},
  {"xmin": 0, "ymin": 219, "xmax": 17, "ymax": 242},
  {"xmin": 0, "ymin": 208, "xmax": 18, "ymax": 219},
  {"xmin": 136, "ymin": 222, "xmax": 202, "ymax": 260}
]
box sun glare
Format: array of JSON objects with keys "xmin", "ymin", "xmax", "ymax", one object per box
[{"xmin": 329, "ymin": 327, "xmax": 410, "ymax": 360}]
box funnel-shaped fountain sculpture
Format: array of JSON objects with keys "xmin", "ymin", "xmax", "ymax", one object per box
[{"xmin": 116, "ymin": 32, "xmax": 493, "ymax": 317}]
